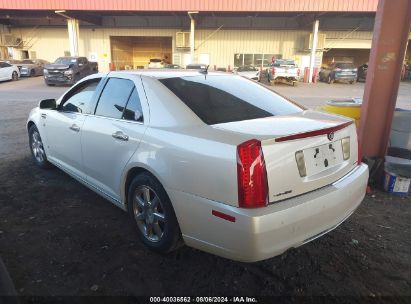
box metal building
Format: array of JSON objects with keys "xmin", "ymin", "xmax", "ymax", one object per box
[{"xmin": 0, "ymin": 0, "xmax": 409, "ymax": 76}]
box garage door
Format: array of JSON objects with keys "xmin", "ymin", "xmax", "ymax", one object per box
[
  {"xmin": 322, "ymin": 49, "xmax": 370, "ymax": 67},
  {"xmin": 110, "ymin": 36, "xmax": 172, "ymax": 70}
]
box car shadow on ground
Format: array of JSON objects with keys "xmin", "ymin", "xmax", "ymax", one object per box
[{"xmin": 0, "ymin": 156, "xmax": 410, "ymax": 296}]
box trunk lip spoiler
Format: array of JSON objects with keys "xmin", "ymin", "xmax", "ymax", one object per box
[{"xmin": 274, "ymin": 121, "xmax": 353, "ymax": 142}]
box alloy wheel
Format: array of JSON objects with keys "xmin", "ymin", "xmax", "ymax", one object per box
[
  {"xmin": 132, "ymin": 185, "xmax": 166, "ymax": 242},
  {"xmin": 31, "ymin": 131, "xmax": 45, "ymax": 163}
]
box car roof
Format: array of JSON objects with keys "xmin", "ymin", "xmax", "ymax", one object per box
[{"xmin": 107, "ymin": 69, "xmax": 231, "ymax": 79}]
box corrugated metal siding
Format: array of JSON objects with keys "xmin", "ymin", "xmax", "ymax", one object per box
[
  {"xmin": 0, "ymin": 0, "xmax": 378, "ymax": 12},
  {"xmin": 195, "ymin": 30, "xmax": 308, "ymax": 67},
  {"xmin": 11, "ymin": 27, "xmax": 380, "ymax": 71}
]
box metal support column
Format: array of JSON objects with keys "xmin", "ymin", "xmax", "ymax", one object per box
[
  {"xmin": 188, "ymin": 12, "xmax": 198, "ymax": 65},
  {"xmin": 359, "ymin": 0, "xmax": 411, "ymax": 158},
  {"xmin": 67, "ymin": 18, "xmax": 79, "ymax": 57},
  {"xmin": 308, "ymin": 19, "xmax": 319, "ymax": 83}
]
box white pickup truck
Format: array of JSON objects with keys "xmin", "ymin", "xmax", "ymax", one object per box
[{"xmin": 266, "ymin": 59, "xmax": 301, "ymax": 86}]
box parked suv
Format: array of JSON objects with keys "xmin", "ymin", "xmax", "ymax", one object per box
[
  {"xmin": 44, "ymin": 56, "xmax": 98, "ymax": 86},
  {"xmin": 319, "ymin": 62, "xmax": 357, "ymax": 84}
]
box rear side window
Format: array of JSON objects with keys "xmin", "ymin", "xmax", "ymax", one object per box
[
  {"xmin": 123, "ymin": 88, "xmax": 144, "ymax": 122},
  {"xmin": 159, "ymin": 75, "xmax": 303, "ymax": 125},
  {"xmin": 95, "ymin": 78, "xmax": 135, "ymax": 119}
]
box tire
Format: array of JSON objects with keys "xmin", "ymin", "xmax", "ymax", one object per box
[
  {"xmin": 11, "ymin": 71, "xmax": 18, "ymax": 81},
  {"xmin": 327, "ymin": 75, "xmax": 334, "ymax": 84},
  {"xmin": 28, "ymin": 125, "xmax": 51, "ymax": 169},
  {"xmin": 45, "ymin": 82, "xmax": 55, "ymax": 86},
  {"xmin": 30, "ymin": 69, "xmax": 35, "ymax": 77},
  {"xmin": 128, "ymin": 172, "xmax": 182, "ymax": 253},
  {"xmin": 350, "ymin": 80, "xmax": 356, "ymax": 84}
]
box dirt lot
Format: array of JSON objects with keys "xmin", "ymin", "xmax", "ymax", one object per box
[{"xmin": 0, "ymin": 77, "xmax": 410, "ymax": 300}]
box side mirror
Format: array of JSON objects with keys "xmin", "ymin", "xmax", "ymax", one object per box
[{"xmin": 39, "ymin": 98, "xmax": 57, "ymax": 110}]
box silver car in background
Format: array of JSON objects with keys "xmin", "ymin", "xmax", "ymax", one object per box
[
  {"xmin": 235, "ymin": 66, "xmax": 260, "ymax": 80},
  {"xmin": 20, "ymin": 59, "xmax": 49, "ymax": 77}
]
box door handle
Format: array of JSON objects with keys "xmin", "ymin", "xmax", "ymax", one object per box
[
  {"xmin": 41, "ymin": 113, "xmax": 47, "ymax": 119},
  {"xmin": 112, "ymin": 131, "xmax": 129, "ymax": 141},
  {"xmin": 69, "ymin": 124, "xmax": 80, "ymax": 132}
]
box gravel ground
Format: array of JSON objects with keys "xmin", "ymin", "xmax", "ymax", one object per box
[{"xmin": 0, "ymin": 77, "xmax": 410, "ymax": 300}]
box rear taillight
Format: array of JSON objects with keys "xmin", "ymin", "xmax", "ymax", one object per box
[
  {"xmin": 237, "ymin": 139, "xmax": 268, "ymax": 208},
  {"xmin": 297, "ymin": 68, "xmax": 301, "ymax": 76},
  {"xmin": 335, "ymin": 68, "xmax": 342, "ymax": 72},
  {"xmin": 271, "ymin": 67, "xmax": 276, "ymax": 77}
]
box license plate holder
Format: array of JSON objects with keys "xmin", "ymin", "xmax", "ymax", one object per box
[{"xmin": 303, "ymin": 141, "xmax": 344, "ymax": 176}]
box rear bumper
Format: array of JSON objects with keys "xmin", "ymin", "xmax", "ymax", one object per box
[
  {"xmin": 169, "ymin": 163, "xmax": 368, "ymax": 262},
  {"xmin": 20, "ymin": 70, "xmax": 30, "ymax": 76},
  {"xmin": 335, "ymin": 74, "xmax": 357, "ymax": 81}
]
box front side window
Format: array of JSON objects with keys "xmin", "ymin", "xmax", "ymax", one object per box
[
  {"xmin": 95, "ymin": 78, "xmax": 135, "ymax": 119},
  {"xmin": 61, "ymin": 79, "xmax": 101, "ymax": 113},
  {"xmin": 159, "ymin": 75, "xmax": 303, "ymax": 125}
]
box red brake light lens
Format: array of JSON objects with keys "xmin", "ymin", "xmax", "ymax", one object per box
[{"xmin": 237, "ymin": 139, "xmax": 268, "ymax": 208}]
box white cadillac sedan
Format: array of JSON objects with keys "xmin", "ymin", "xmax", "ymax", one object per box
[{"xmin": 27, "ymin": 70, "xmax": 368, "ymax": 262}]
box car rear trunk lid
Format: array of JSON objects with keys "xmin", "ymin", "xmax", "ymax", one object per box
[{"xmin": 213, "ymin": 111, "xmax": 359, "ymax": 204}]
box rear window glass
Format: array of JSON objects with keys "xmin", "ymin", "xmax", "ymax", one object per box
[
  {"xmin": 159, "ymin": 75, "xmax": 303, "ymax": 125},
  {"xmin": 335, "ymin": 63, "xmax": 355, "ymax": 69},
  {"xmin": 271, "ymin": 60, "xmax": 296, "ymax": 67}
]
